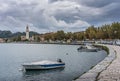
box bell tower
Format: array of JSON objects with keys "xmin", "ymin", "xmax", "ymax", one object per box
[{"xmin": 26, "ymin": 25, "xmax": 29, "ymax": 40}]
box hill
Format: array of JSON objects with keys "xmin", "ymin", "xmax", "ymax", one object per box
[{"xmin": 0, "ymin": 30, "xmax": 39, "ymax": 38}]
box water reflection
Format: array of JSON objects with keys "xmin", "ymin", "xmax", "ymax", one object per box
[
  {"xmin": 22, "ymin": 68, "xmax": 65, "ymax": 81},
  {"xmin": 23, "ymin": 68, "xmax": 65, "ymax": 77}
]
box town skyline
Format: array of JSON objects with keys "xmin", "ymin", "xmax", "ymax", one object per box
[{"xmin": 0, "ymin": 22, "xmax": 120, "ymax": 43}]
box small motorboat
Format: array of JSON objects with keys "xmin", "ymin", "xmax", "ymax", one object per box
[
  {"xmin": 77, "ymin": 45, "xmax": 99, "ymax": 52},
  {"xmin": 22, "ymin": 59, "xmax": 65, "ymax": 71}
]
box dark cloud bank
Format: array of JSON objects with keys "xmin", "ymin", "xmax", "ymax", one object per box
[{"xmin": 0, "ymin": 0, "xmax": 120, "ymax": 33}]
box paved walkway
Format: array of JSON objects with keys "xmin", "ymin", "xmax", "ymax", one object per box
[
  {"xmin": 74, "ymin": 45, "xmax": 120, "ymax": 81},
  {"xmin": 98, "ymin": 45, "xmax": 120, "ymax": 81}
]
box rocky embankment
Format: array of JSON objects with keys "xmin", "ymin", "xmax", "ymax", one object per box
[{"xmin": 74, "ymin": 45, "xmax": 117, "ymax": 81}]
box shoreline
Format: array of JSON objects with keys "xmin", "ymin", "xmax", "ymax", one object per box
[
  {"xmin": 74, "ymin": 44, "xmax": 116, "ymax": 81},
  {"xmin": 0, "ymin": 42, "xmax": 84, "ymax": 45}
]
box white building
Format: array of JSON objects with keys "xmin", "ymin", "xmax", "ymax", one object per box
[{"xmin": 26, "ymin": 25, "xmax": 29, "ymax": 40}]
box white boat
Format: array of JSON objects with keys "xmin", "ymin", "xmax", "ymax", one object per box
[
  {"xmin": 22, "ymin": 59, "xmax": 65, "ymax": 71},
  {"xmin": 77, "ymin": 45, "xmax": 100, "ymax": 52}
]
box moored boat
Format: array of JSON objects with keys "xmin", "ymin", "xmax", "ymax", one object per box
[
  {"xmin": 22, "ymin": 59, "xmax": 65, "ymax": 71},
  {"xmin": 77, "ymin": 45, "xmax": 100, "ymax": 52}
]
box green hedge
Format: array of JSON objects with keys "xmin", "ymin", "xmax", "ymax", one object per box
[{"xmin": 93, "ymin": 45, "xmax": 109, "ymax": 54}]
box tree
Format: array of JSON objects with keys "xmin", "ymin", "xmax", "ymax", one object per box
[
  {"xmin": 65, "ymin": 32, "xmax": 73, "ymax": 40},
  {"xmin": 85, "ymin": 26, "xmax": 97, "ymax": 40},
  {"xmin": 55, "ymin": 30, "xmax": 65, "ymax": 40}
]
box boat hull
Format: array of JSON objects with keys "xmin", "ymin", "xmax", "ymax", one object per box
[
  {"xmin": 78, "ymin": 49, "xmax": 98, "ymax": 52},
  {"xmin": 23, "ymin": 63, "xmax": 65, "ymax": 70}
]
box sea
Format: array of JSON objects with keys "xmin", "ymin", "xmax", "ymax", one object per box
[{"xmin": 0, "ymin": 43, "xmax": 107, "ymax": 81}]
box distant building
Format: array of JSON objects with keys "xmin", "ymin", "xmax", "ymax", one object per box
[
  {"xmin": 67, "ymin": 39, "xmax": 72, "ymax": 43},
  {"xmin": 21, "ymin": 36, "xmax": 26, "ymax": 41},
  {"xmin": 40, "ymin": 36, "xmax": 45, "ymax": 42},
  {"xmin": 26, "ymin": 25, "xmax": 29, "ymax": 40},
  {"xmin": 0, "ymin": 38, "xmax": 5, "ymax": 43},
  {"xmin": 21, "ymin": 25, "xmax": 30, "ymax": 41}
]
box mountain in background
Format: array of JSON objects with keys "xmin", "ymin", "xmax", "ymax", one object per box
[{"xmin": 0, "ymin": 30, "xmax": 40, "ymax": 38}]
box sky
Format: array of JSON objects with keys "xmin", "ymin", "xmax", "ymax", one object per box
[{"xmin": 0, "ymin": 0, "xmax": 120, "ymax": 33}]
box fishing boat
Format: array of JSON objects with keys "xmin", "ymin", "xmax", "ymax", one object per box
[
  {"xmin": 77, "ymin": 45, "xmax": 100, "ymax": 52},
  {"xmin": 22, "ymin": 59, "xmax": 65, "ymax": 71}
]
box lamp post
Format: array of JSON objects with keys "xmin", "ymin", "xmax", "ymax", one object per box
[
  {"xmin": 114, "ymin": 31, "xmax": 117, "ymax": 39},
  {"xmin": 84, "ymin": 31, "xmax": 86, "ymax": 41},
  {"xmin": 114, "ymin": 31, "xmax": 117, "ymax": 45}
]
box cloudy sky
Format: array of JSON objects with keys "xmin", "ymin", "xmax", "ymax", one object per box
[{"xmin": 0, "ymin": 0, "xmax": 120, "ymax": 33}]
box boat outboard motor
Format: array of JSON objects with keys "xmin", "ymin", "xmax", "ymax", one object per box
[{"xmin": 57, "ymin": 59, "xmax": 62, "ymax": 63}]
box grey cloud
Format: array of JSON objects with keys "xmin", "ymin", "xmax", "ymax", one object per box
[
  {"xmin": 49, "ymin": 0, "xmax": 64, "ymax": 3},
  {"xmin": 0, "ymin": 0, "xmax": 120, "ymax": 33},
  {"xmin": 49, "ymin": 0, "xmax": 119, "ymax": 5},
  {"xmin": 67, "ymin": 0, "xmax": 120, "ymax": 7}
]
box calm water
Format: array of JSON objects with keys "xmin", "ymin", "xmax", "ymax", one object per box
[{"xmin": 0, "ymin": 43, "xmax": 107, "ymax": 81}]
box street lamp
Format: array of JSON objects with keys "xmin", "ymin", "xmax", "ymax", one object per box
[{"xmin": 114, "ymin": 31, "xmax": 117, "ymax": 39}]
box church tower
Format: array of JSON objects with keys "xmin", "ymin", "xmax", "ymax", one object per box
[{"xmin": 26, "ymin": 25, "xmax": 29, "ymax": 40}]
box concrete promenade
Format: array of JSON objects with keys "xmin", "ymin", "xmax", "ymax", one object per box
[
  {"xmin": 98, "ymin": 45, "xmax": 120, "ymax": 81},
  {"xmin": 74, "ymin": 45, "xmax": 120, "ymax": 81}
]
